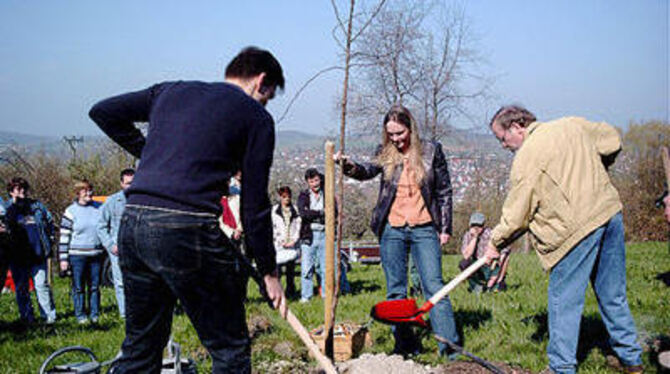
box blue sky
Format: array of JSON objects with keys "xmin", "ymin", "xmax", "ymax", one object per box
[{"xmin": 0, "ymin": 0, "xmax": 667, "ymax": 136}]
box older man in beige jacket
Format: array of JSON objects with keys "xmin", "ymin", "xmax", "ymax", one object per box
[{"xmin": 484, "ymin": 105, "xmax": 643, "ymax": 374}]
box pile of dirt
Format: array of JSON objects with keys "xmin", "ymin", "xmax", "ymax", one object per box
[
  {"xmin": 336, "ymin": 353, "xmax": 531, "ymax": 374},
  {"xmin": 337, "ymin": 353, "xmax": 441, "ymax": 374}
]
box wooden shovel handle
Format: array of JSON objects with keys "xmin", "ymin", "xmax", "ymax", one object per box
[{"xmin": 284, "ymin": 309, "xmax": 338, "ymax": 374}]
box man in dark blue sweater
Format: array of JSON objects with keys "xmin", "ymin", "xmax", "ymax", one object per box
[{"xmin": 89, "ymin": 46, "xmax": 285, "ymax": 373}]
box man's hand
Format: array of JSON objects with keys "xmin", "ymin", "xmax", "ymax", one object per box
[
  {"xmin": 263, "ymin": 271, "xmax": 287, "ymax": 318},
  {"xmin": 233, "ymin": 230, "xmax": 242, "ymax": 240},
  {"xmin": 0, "ymin": 223, "xmax": 6, "ymax": 234},
  {"xmin": 439, "ymin": 233, "xmax": 451, "ymax": 245},
  {"xmin": 483, "ymin": 243, "xmax": 500, "ymax": 265},
  {"xmin": 283, "ymin": 241, "xmax": 295, "ymax": 248},
  {"xmin": 111, "ymin": 245, "xmax": 119, "ymax": 256},
  {"xmin": 59, "ymin": 261, "xmax": 69, "ymax": 272},
  {"xmin": 664, "ymin": 195, "xmax": 670, "ymax": 224}
]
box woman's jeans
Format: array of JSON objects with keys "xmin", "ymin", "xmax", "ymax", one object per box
[
  {"xmin": 70, "ymin": 253, "xmax": 103, "ymax": 321},
  {"xmin": 380, "ymin": 223, "xmax": 459, "ymax": 356},
  {"xmin": 115, "ymin": 206, "xmax": 251, "ymax": 374},
  {"xmin": 547, "ymin": 213, "xmax": 642, "ymax": 374}
]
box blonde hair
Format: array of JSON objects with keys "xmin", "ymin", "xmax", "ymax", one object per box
[
  {"xmin": 73, "ymin": 180, "xmax": 92, "ymax": 196},
  {"xmin": 377, "ymin": 105, "xmax": 425, "ymax": 184}
]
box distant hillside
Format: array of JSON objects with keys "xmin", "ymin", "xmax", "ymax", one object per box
[
  {"xmin": 0, "ymin": 128, "xmax": 502, "ymax": 156},
  {"xmin": 0, "ymin": 131, "xmax": 59, "ymax": 146},
  {"xmin": 275, "ymin": 130, "xmax": 324, "ymax": 148}
]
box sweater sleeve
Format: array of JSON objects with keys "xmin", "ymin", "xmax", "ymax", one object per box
[
  {"xmin": 89, "ymin": 84, "xmax": 166, "ymax": 158},
  {"xmin": 241, "ymin": 116, "xmax": 277, "ymax": 276},
  {"xmin": 59, "ymin": 207, "xmax": 74, "ymax": 262}
]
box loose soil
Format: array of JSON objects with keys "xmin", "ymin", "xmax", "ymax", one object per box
[{"xmin": 337, "ymin": 353, "xmax": 532, "ymax": 374}]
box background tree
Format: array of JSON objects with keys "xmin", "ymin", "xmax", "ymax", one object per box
[{"xmin": 348, "ymin": 0, "xmax": 492, "ymax": 139}]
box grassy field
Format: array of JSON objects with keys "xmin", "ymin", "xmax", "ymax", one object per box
[{"xmin": 1, "ymin": 241, "xmax": 668, "ymax": 373}]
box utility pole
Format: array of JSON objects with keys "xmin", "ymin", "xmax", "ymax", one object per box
[{"xmin": 63, "ymin": 136, "xmax": 83, "ymax": 159}]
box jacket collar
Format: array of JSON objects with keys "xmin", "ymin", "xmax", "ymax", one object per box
[
  {"xmin": 526, "ymin": 121, "xmax": 542, "ymax": 137},
  {"xmin": 274, "ymin": 203, "xmax": 298, "ymax": 220}
]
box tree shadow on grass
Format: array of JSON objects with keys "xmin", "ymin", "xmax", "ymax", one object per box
[
  {"xmin": 454, "ymin": 309, "xmax": 493, "ymax": 346},
  {"xmin": 656, "ymin": 271, "xmax": 670, "ymax": 287},
  {"xmin": 0, "ymin": 317, "xmax": 117, "ymax": 344},
  {"xmin": 522, "ymin": 311, "xmax": 633, "ymax": 364},
  {"xmin": 348, "ymin": 279, "xmax": 382, "ymax": 294}
]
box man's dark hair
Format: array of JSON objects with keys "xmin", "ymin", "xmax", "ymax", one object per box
[
  {"xmin": 490, "ymin": 105, "xmax": 537, "ymax": 130},
  {"xmin": 7, "ymin": 177, "xmax": 29, "ymax": 194},
  {"xmin": 304, "ymin": 168, "xmax": 321, "ymax": 181},
  {"xmin": 120, "ymin": 168, "xmax": 135, "ymax": 181},
  {"xmin": 225, "ymin": 46, "xmax": 285, "ymax": 91}
]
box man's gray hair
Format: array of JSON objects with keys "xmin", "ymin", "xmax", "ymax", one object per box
[{"xmin": 490, "ymin": 105, "xmax": 537, "ymax": 130}]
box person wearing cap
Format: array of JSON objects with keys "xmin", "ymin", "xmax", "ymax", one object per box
[
  {"xmin": 483, "ymin": 105, "xmax": 643, "ymax": 374},
  {"xmin": 459, "ymin": 212, "xmax": 510, "ymax": 293}
]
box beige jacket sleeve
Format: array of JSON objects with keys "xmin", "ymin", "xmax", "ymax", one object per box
[{"xmin": 489, "ymin": 150, "xmax": 541, "ymax": 250}]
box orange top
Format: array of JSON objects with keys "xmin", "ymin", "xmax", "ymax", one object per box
[{"xmin": 388, "ymin": 158, "xmax": 432, "ymax": 227}]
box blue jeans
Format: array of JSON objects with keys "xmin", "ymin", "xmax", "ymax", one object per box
[
  {"xmin": 10, "ymin": 260, "xmax": 56, "ymax": 322},
  {"xmin": 547, "ymin": 213, "xmax": 642, "ymax": 373},
  {"xmin": 300, "ymin": 231, "xmax": 350, "ymax": 300},
  {"xmin": 380, "ymin": 223, "xmax": 459, "ymax": 355},
  {"xmin": 70, "ymin": 254, "xmax": 103, "ymax": 321},
  {"xmin": 116, "ymin": 206, "xmax": 250, "ymax": 374},
  {"xmin": 106, "ymin": 249, "xmax": 125, "ymax": 318}
]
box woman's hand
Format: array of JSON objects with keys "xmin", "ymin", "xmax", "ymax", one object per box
[
  {"xmin": 333, "ymin": 151, "xmax": 352, "ymax": 167},
  {"xmin": 439, "ymin": 233, "xmax": 451, "ymax": 245}
]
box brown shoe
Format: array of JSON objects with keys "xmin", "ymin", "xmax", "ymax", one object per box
[
  {"xmin": 606, "ymin": 354, "xmax": 643, "ymax": 373},
  {"xmin": 623, "ymin": 365, "xmax": 643, "ymax": 374}
]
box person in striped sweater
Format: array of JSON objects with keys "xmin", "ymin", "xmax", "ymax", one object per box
[{"xmin": 59, "ymin": 180, "xmax": 104, "ymax": 324}]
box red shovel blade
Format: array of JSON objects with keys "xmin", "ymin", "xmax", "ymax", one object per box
[{"xmin": 370, "ymin": 298, "xmax": 429, "ymax": 328}]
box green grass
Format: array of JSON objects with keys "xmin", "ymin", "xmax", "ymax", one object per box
[{"xmin": 1, "ymin": 241, "xmax": 668, "ymax": 373}]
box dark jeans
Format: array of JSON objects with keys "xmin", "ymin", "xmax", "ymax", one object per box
[
  {"xmin": 116, "ymin": 206, "xmax": 250, "ymax": 374},
  {"xmin": 70, "ymin": 254, "xmax": 104, "ymax": 321}
]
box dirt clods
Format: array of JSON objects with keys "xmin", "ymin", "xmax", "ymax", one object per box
[
  {"xmin": 337, "ymin": 353, "xmax": 441, "ymax": 374},
  {"xmin": 336, "ymin": 353, "xmax": 531, "ymax": 374},
  {"xmin": 248, "ymin": 315, "xmax": 272, "ymax": 339}
]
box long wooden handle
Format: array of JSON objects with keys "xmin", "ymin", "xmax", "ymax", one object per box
[
  {"xmin": 284, "ymin": 309, "xmax": 338, "ymax": 374},
  {"xmin": 662, "ymin": 146, "xmax": 670, "ymax": 188},
  {"xmin": 230, "ymin": 246, "xmax": 337, "ymax": 373},
  {"xmin": 428, "ymin": 257, "xmax": 488, "ymax": 306}
]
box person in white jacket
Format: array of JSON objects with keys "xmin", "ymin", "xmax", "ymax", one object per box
[{"xmin": 271, "ymin": 186, "xmax": 300, "ymax": 297}]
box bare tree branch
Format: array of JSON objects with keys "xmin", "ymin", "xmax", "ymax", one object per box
[{"xmin": 276, "ymin": 66, "xmax": 344, "ymax": 125}]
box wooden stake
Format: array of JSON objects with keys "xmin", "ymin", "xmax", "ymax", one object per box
[
  {"xmin": 661, "ymin": 146, "xmax": 670, "ymax": 188},
  {"xmin": 324, "ymin": 141, "xmax": 336, "ymax": 359}
]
